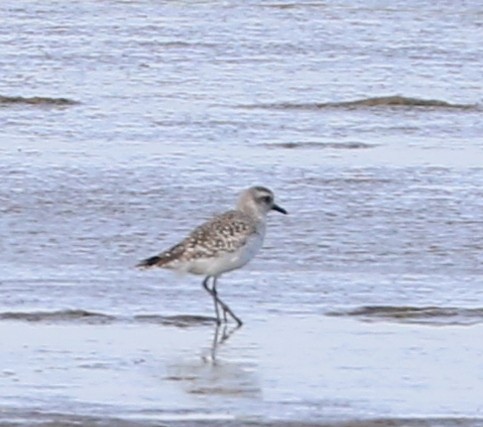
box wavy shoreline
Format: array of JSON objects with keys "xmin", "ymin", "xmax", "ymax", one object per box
[{"xmin": 3, "ymin": 306, "xmax": 483, "ymax": 326}]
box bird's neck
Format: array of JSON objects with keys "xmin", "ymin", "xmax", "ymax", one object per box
[
  {"xmin": 256, "ymin": 219, "xmax": 267, "ymax": 238},
  {"xmin": 238, "ymin": 204, "xmax": 267, "ymax": 224}
]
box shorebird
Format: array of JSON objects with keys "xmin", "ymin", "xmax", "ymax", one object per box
[{"xmin": 137, "ymin": 186, "xmax": 287, "ymax": 326}]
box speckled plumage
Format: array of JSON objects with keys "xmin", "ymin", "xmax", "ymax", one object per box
[
  {"xmin": 175, "ymin": 211, "xmax": 257, "ymax": 254},
  {"xmin": 137, "ymin": 186, "xmax": 287, "ymax": 326},
  {"xmin": 142, "ymin": 210, "xmax": 261, "ymax": 274}
]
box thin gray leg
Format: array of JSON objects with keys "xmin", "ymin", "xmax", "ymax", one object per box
[
  {"xmin": 202, "ymin": 276, "xmax": 221, "ymax": 324},
  {"xmin": 212, "ymin": 276, "xmax": 227, "ymax": 323},
  {"xmin": 212, "ymin": 276, "xmax": 243, "ymax": 327}
]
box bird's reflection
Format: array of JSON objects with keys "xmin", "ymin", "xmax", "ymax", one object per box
[
  {"xmin": 165, "ymin": 323, "xmax": 260, "ymax": 398},
  {"xmin": 205, "ymin": 323, "xmax": 241, "ymax": 363}
]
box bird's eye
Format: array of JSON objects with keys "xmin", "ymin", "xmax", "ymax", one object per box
[{"xmin": 262, "ymin": 196, "xmax": 272, "ymax": 204}]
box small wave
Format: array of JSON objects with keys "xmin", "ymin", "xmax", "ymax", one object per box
[
  {"xmin": 0, "ymin": 309, "xmax": 115, "ymax": 324},
  {"xmin": 134, "ymin": 314, "xmax": 216, "ymax": 327},
  {"xmin": 328, "ymin": 306, "xmax": 483, "ymax": 325},
  {"xmin": 0, "ymin": 95, "xmax": 79, "ymax": 106},
  {"xmin": 0, "ymin": 310, "xmax": 216, "ymax": 326},
  {"xmin": 262, "ymin": 2, "xmax": 328, "ymax": 9},
  {"xmin": 263, "ymin": 141, "xmax": 374, "ymax": 150},
  {"xmin": 238, "ymin": 96, "xmax": 476, "ymax": 111}
]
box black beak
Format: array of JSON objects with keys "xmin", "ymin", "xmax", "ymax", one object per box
[{"xmin": 272, "ymin": 203, "xmax": 287, "ymax": 214}]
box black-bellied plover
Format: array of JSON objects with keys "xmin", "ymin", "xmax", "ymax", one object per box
[{"xmin": 137, "ymin": 186, "xmax": 287, "ymax": 326}]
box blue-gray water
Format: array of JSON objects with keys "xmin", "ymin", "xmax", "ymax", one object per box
[{"xmin": 1, "ymin": 1, "xmax": 483, "ymax": 425}]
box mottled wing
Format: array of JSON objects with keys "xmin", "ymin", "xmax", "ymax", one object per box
[
  {"xmin": 181, "ymin": 210, "xmax": 257, "ymax": 258},
  {"xmin": 137, "ymin": 210, "xmax": 256, "ymax": 268}
]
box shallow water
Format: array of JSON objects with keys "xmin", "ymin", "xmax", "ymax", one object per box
[{"xmin": 1, "ymin": 0, "xmax": 483, "ymax": 425}]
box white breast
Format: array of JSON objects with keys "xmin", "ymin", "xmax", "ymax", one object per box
[{"xmin": 186, "ymin": 224, "xmax": 265, "ymax": 277}]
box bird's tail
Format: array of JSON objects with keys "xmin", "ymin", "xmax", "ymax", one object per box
[
  {"xmin": 136, "ymin": 244, "xmax": 183, "ymax": 269},
  {"xmin": 136, "ymin": 255, "xmax": 163, "ymax": 268}
]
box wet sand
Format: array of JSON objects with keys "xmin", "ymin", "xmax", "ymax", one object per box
[
  {"xmin": 0, "ymin": 414, "xmax": 479, "ymax": 427},
  {"xmin": 1, "ymin": 313, "xmax": 482, "ymax": 425}
]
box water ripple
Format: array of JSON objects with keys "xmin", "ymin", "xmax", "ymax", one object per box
[
  {"xmin": 0, "ymin": 95, "xmax": 79, "ymax": 106},
  {"xmin": 262, "ymin": 141, "xmax": 375, "ymax": 150},
  {"xmin": 328, "ymin": 306, "xmax": 483, "ymax": 326},
  {"xmin": 237, "ymin": 96, "xmax": 477, "ymax": 111}
]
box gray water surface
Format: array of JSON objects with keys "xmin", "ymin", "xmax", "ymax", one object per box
[{"xmin": 1, "ymin": 0, "xmax": 483, "ymax": 425}]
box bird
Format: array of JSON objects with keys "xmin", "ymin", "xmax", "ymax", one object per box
[{"xmin": 137, "ymin": 186, "xmax": 287, "ymax": 326}]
